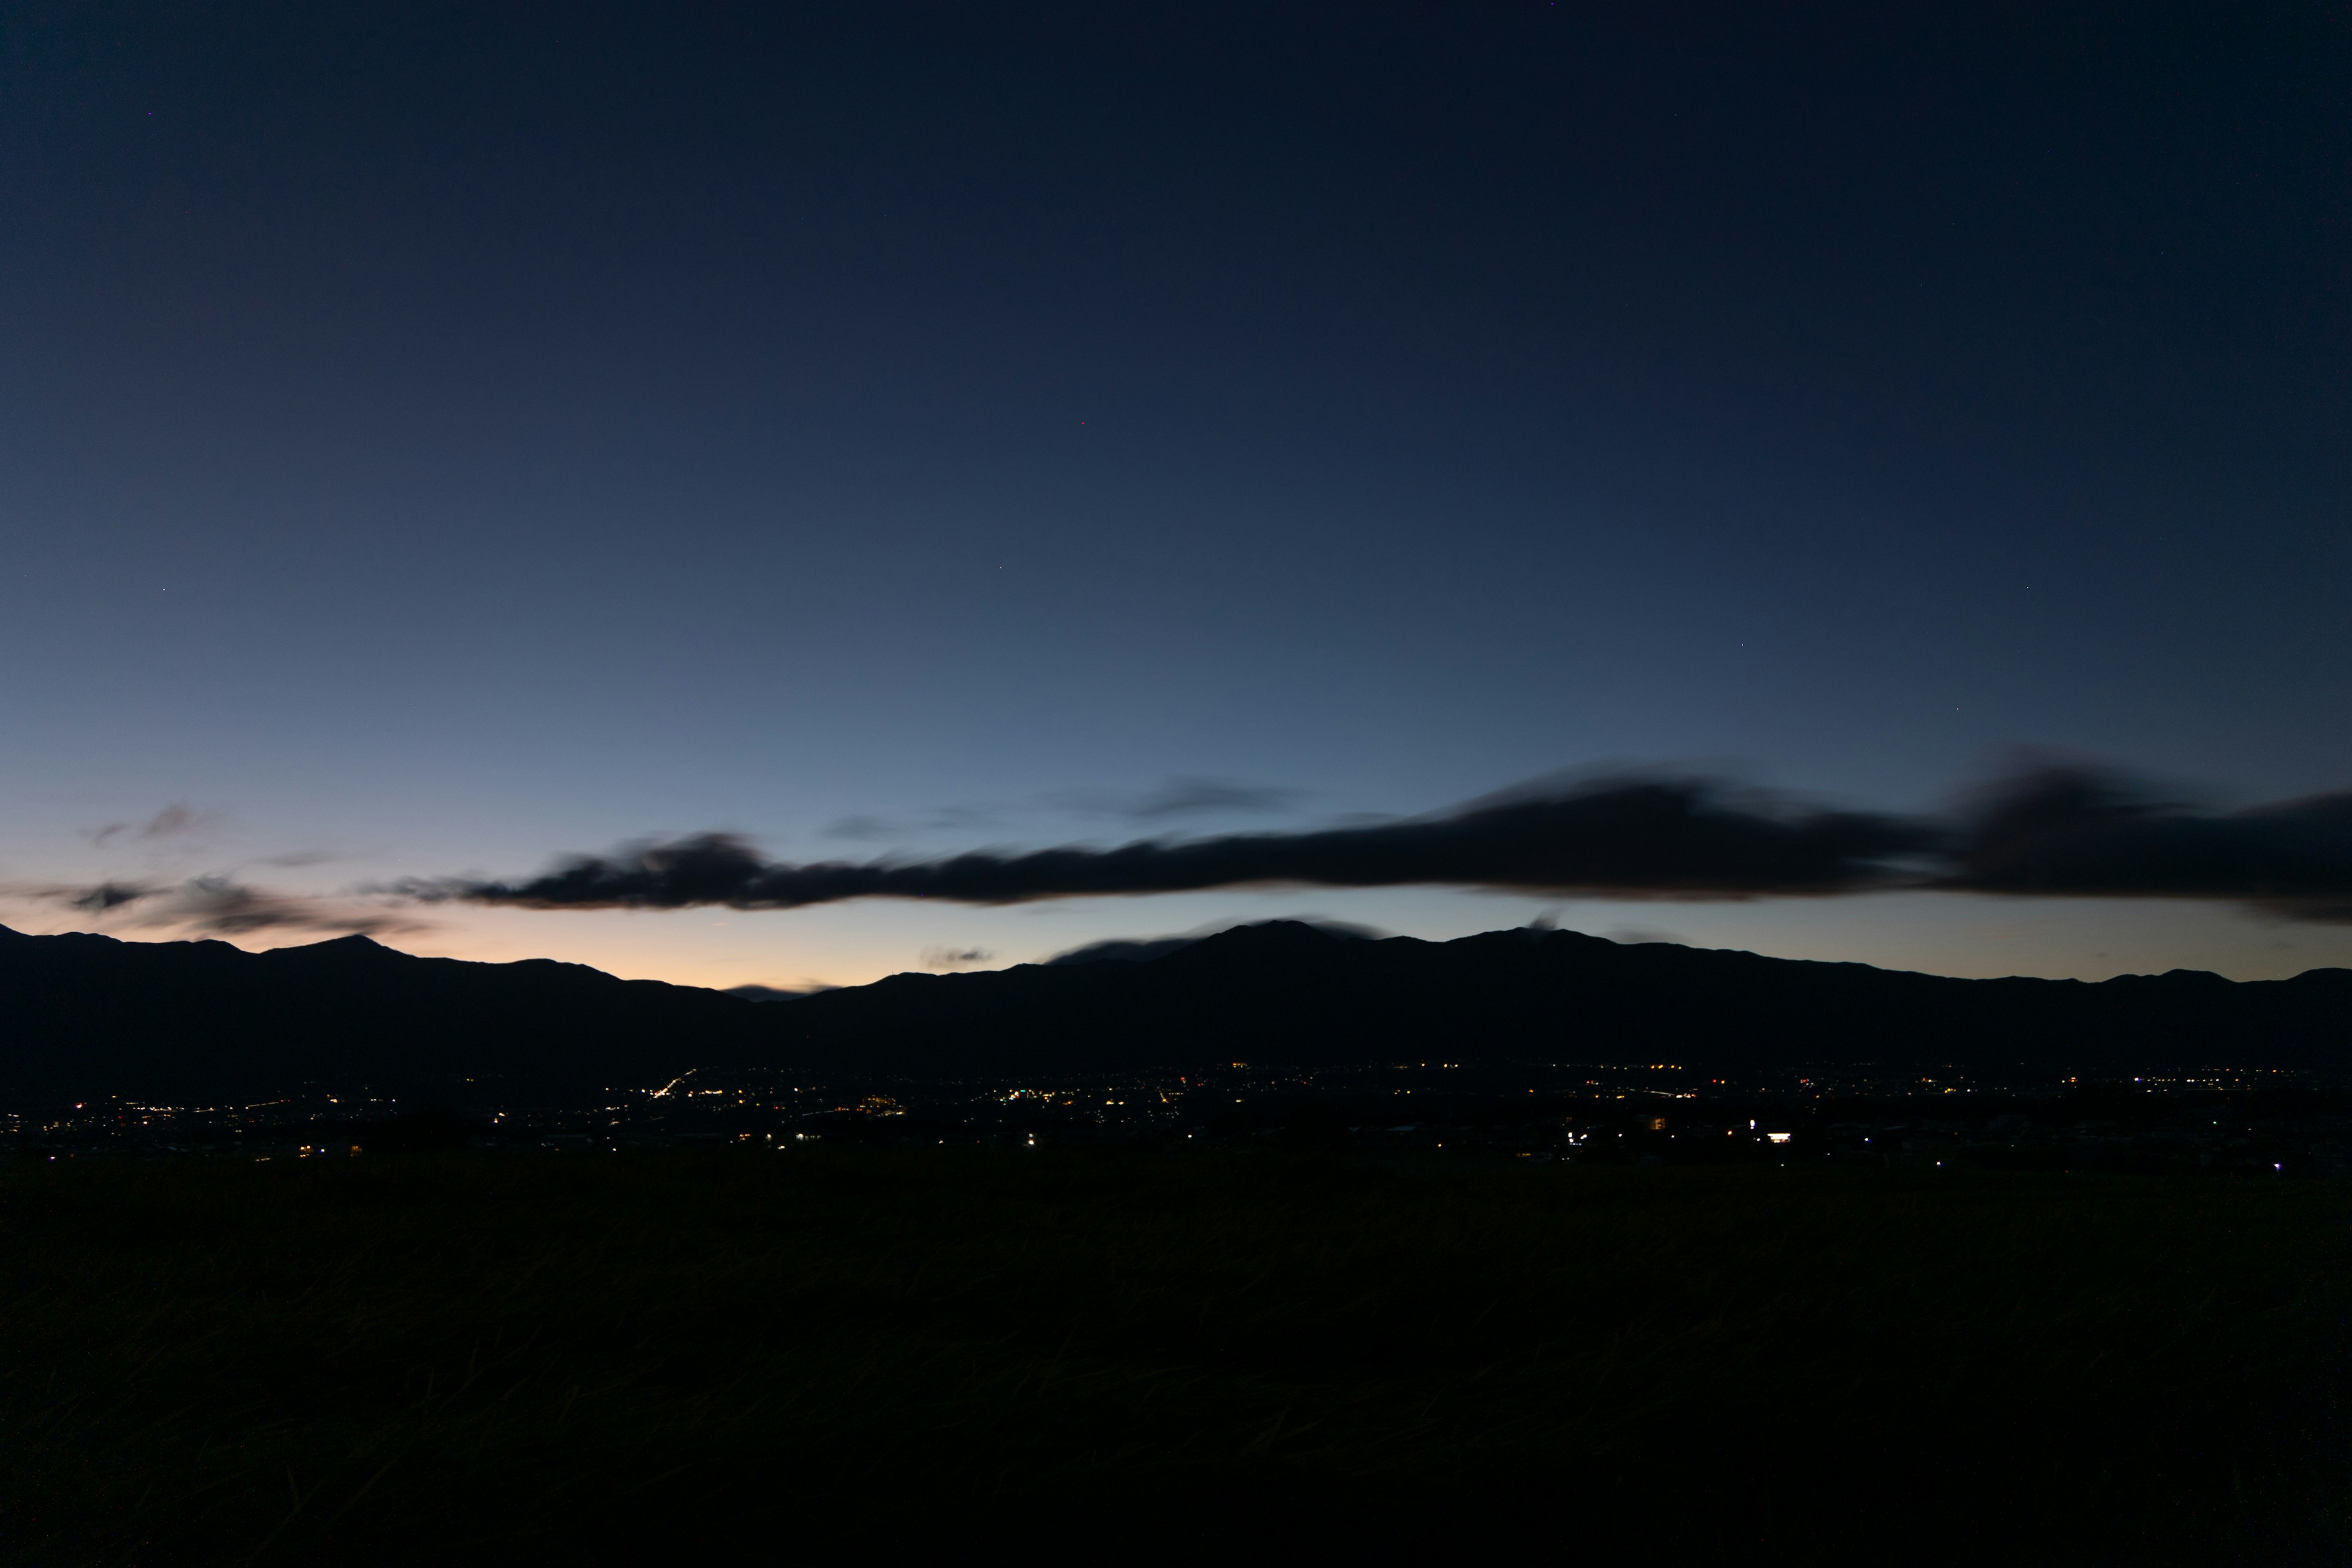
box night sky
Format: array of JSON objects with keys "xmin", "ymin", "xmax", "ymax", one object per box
[{"xmin": 4, "ymin": 2, "xmax": 2347, "ymax": 987}]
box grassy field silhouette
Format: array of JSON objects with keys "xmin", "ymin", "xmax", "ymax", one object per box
[{"xmin": 7, "ymin": 1151, "xmax": 2347, "ymax": 1563}]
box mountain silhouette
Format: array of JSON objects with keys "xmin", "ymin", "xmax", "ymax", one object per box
[
  {"xmin": 0, "ymin": 925, "xmax": 759, "ymax": 1102},
  {"xmin": 767, "ymin": 921, "xmax": 2352, "ymax": 1079},
  {"xmin": 2, "ymin": 921, "xmax": 2346, "ymax": 1104}
]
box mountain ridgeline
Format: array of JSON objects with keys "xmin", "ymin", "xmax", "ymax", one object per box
[
  {"xmin": 0, "ymin": 926, "xmax": 761, "ymax": 1104},
  {"xmin": 1, "ymin": 921, "xmax": 2346, "ymax": 1104}
]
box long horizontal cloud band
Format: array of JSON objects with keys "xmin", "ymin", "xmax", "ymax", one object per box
[
  {"xmin": 408, "ymin": 770, "xmax": 2352, "ymax": 921},
  {"xmin": 417, "ymin": 782, "xmax": 1928, "ymax": 910},
  {"xmin": 1953, "ymin": 772, "xmax": 2352, "ymax": 914}
]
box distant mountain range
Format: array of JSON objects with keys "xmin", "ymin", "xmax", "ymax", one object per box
[
  {"xmin": 2, "ymin": 921, "xmax": 2346, "ymax": 1104},
  {"xmin": 0, "ymin": 926, "xmax": 757, "ymax": 1104},
  {"xmin": 768, "ymin": 921, "xmax": 2352, "ymax": 1080}
]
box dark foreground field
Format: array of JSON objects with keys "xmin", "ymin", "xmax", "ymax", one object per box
[{"xmin": 6, "ymin": 1153, "xmax": 2349, "ymax": 1564}]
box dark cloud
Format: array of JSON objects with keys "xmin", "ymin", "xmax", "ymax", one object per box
[
  {"xmin": 69, "ymin": 881, "xmax": 153, "ymax": 913},
  {"xmin": 1942, "ymin": 767, "xmax": 2352, "ymax": 920},
  {"xmin": 919, "ymin": 946, "xmax": 996, "ymax": 969},
  {"xmin": 19, "ymin": 875, "xmax": 424, "ymax": 937},
  {"xmin": 89, "ymin": 803, "xmax": 219, "ymax": 847},
  {"xmin": 397, "ymin": 762, "xmax": 2352, "ymax": 923},
  {"xmin": 1055, "ymin": 777, "xmax": 1305, "ymax": 821},
  {"xmin": 160, "ymin": 876, "xmax": 422, "ymax": 936},
  {"xmin": 410, "ymin": 776, "xmax": 1931, "ymax": 911}
]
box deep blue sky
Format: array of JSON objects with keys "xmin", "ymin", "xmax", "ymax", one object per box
[{"xmin": 4, "ymin": 1, "xmax": 2347, "ymax": 986}]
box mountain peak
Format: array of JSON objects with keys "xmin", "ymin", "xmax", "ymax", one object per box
[
  {"xmin": 1193, "ymin": 919, "xmax": 1381, "ymax": 950},
  {"xmin": 262, "ymin": 932, "xmax": 404, "ymax": 962},
  {"xmin": 1047, "ymin": 919, "xmax": 1384, "ymax": 968},
  {"xmin": 1158, "ymin": 919, "xmax": 1379, "ymax": 972}
]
